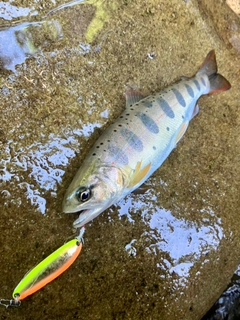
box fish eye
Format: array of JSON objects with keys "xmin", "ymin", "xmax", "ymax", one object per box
[{"xmin": 75, "ymin": 186, "xmax": 92, "ymax": 203}]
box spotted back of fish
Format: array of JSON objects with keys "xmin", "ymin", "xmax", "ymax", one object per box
[{"xmin": 86, "ymin": 73, "xmax": 207, "ymax": 189}]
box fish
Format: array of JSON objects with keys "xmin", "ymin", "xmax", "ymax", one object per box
[{"xmin": 62, "ymin": 50, "xmax": 231, "ymax": 228}]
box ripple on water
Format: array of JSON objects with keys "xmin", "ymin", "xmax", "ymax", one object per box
[
  {"xmin": 0, "ymin": 0, "xmax": 116, "ymax": 71},
  {"xmin": 117, "ymin": 184, "xmax": 223, "ymax": 283},
  {"xmin": 1, "ymin": 135, "xmax": 77, "ymax": 214},
  {"xmin": 0, "ymin": 1, "xmax": 38, "ymax": 20},
  {"xmin": 0, "ymin": 122, "xmax": 102, "ymax": 214},
  {"xmin": 0, "ymin": 20, "xmax": 62, "ymax": 71}
]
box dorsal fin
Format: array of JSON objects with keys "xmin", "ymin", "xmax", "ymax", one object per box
[{"xmin": 125, "ymin": 87, "xmax": 146, "ymax": 108}]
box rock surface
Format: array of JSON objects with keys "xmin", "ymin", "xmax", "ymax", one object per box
[
  {"xmin": 199, "ymin": 0, "xmax": 240, "ymax": 53},
  {"xmin": 0, "ymin": 0, "xmax": 239, "ymax": 319},
  {"xmin": 227, "ymin": 0, "xmax": 240, "ymax": 16}
]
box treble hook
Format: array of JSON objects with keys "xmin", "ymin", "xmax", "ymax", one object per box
[{"xmin": 0, "ymin": 298, "xmax": 21, "ymax": 308}]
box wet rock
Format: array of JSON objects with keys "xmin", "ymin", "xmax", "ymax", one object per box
[
  {"xmin": 0, "ymin": 1, "xmax": 240, "ymax": 320},
  {"xmin": 198, "ymin": 0, "xmax": 240, "ymax": 53}
]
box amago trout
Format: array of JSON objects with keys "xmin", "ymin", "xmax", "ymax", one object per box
[{"xmin": 62, "ymin": 50, "xmax": 231, "ymax": 228}]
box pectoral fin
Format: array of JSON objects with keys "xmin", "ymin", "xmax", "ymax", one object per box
[
  {"xmin": 128, "ymin": 161, "xmax": 151, "ymax": 188},
  {"xmin": 175, "ymin": 122, "xmax": 188, "ymax": 145}
]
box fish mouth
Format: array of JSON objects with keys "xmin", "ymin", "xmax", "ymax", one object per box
[
  {"xmin": 62, "ymin": 202, "xmax": 97, "ymax": 227},
  {"xmin": 62, "ymin": 198, "xmax": 106, "ymax": 227},
  {"xmin": 62, "ymin": 204, "xmax": 81, "ymax": 214},
  {"xmin": 62, "ymin": 194, "xmax": 113, "ymax": 227},
  {"xmin": 62, "ymin": 196, "xmax": 88, "ymax": 214},
  {"xmin": 72, "ymin": 207, "xmax": 105, "ymax": 228}
]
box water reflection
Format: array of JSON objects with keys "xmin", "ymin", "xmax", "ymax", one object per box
[
  {"xmin": 47, "ymin": 0, "xmax": 87, "ymax": 15},
  {"xmin": 0, "ymin": 20, "xmax": 62, "ymax": 71},
  {"xmin": 0, "ymin": 122, "xmax": 103, "ymax": 214},
  {"xmin": 47, "ymin": 0, "xmax": 117, "ymax": 42},
  {"xmin": 0, "ymin": 0, "xmax": 116, "ymax": 71},
  {"xmin": 118, "ymin": 187, "xmax": 223, "ymax": 279},
  {"xmin": 1, "ymin": 134, "xmax": 75, "ymax": 213},
  {"xmin": 0, "ymin": 1, "xmax": 38, "ymax": 20}
]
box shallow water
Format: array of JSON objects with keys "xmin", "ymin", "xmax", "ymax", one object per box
[{"xmin": 0, "ymin": 0, "xmax": 240, "ymax": 319}]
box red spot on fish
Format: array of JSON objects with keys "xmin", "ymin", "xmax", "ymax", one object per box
[{"xmin": 156, "ymin": 113, "xmax": 164, "ymax": 122}]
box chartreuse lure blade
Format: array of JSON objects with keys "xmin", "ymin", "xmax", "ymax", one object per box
[{"xmin": 12, "ymin": 238, "xmax": 82, "ymax": 301}]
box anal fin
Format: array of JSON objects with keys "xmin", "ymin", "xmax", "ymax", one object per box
[
  {"xmin": 191, "ymin": 104, "xmax": 199, "ymax": 119},
  {"xmin": 133, "ymin": 184, "xmax": 149, "ymax": 195}
]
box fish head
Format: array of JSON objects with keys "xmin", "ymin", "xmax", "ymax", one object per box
[{"xmin": 62, "ymin": 162, "xmax": 126, "ymax": 228}]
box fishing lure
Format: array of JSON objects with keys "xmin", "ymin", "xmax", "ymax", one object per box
[{"xmin": 0, "ymin": 227, "xmax": 85, "ymax": 308}]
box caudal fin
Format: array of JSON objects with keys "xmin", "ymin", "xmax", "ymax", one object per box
[{"xmin": 197, "ymin": 50, "xmax": 231, "ymax": 94}]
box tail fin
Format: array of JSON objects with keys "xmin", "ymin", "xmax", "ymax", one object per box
[{"xmin": 197, "ymin": 50, "xmax": 231, "ymax": 94}]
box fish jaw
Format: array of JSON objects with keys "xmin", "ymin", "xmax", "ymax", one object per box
[{"xmin": 72, "ymin": 206, "xmax": 109, "ymax": 228}]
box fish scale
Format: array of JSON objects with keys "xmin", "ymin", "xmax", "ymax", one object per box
[
  {"xmin": 93, "ymin": 74, "xmax": 208, "ymax": 180},
  {"xmin": 62, "ymin": 50, "xmax": 231, "ymax": 228}
]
